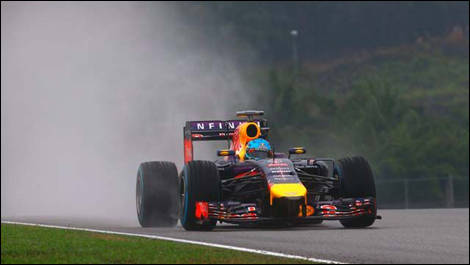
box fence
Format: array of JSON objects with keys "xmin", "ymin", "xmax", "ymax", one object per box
[{"xmin": 375, "ymin": 176, "xmax": 469, "ymax": 209}]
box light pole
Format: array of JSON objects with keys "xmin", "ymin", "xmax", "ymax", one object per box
[{"xmin": 290, "ymin": 29, "xmax": 299, "ymax": 74}]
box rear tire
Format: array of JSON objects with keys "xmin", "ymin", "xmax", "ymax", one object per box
[
  {"xmin": 136, "ymin": 161, "xmax": 178, "ymax": 227},
  {"xmin": 180, "ymin": 161, "xmax": 220, "ymax": 231},
  {"xmin": 337, "ymin": 156, "xmax": 376, "ymax": 228}
]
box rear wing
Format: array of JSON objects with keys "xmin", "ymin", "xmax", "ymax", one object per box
[{"xmin": 183, "ymin": 119, "xmax": 269, "ymax": 163}]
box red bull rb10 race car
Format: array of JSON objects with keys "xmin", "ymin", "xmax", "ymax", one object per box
[{"xmin": 136, "ymin": 110, "xmax": 381, "ymax": 230}]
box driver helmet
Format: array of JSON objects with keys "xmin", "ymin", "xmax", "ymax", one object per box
[{"xmin": 245, "ymin": 138, "xmax": 272, "ymax": 160}]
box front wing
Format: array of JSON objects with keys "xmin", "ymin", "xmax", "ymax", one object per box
[{"xmin": 202, "ymin": 197, "xmax": 380, "ymax": 224}]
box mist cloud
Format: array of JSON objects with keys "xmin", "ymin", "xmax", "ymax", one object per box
[{"xmin": 1, "ymin": 2, "xmax": 256, "ymax": 225}]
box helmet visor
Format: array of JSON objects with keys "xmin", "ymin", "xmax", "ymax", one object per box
[{"xmin": 246, "ymin": 150, "xmax": 269, "ymax": 160}]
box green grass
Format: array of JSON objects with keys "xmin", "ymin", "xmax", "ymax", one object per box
[{"xmin": 1, "ymin": 224, "xmax": 315, "ymax": 264}]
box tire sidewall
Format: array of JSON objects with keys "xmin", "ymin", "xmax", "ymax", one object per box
[
  {"xmin": 180, "ymin": 161, "xmax": 219, "ymax": 231},
  {"xmin": 136, "ymin": 161, "xmax": 178, "ymax": 227},
  {"xmin": 337, "ymin": 156, "xmax": 377, "ymax": 228},
  {"xmin": 136, "ymin": 166, "xmax": 145, "ymax": 226},
  {"xmin": 181, "ymin": 164, "xmax": 193, "ymax": 228}
]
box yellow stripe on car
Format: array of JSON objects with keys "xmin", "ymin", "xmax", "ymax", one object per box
[{"xmin": 269, "ymin": 183, "xmax": 307, "ymax": 205}]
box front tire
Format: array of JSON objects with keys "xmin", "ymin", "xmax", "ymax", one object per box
[
  {"xmin": 136, "ymin": 161, "xmax": 178, "ymax": 227},
  {"xmin": 180, "ymin": 161, "xmax": 220, "ymax": 231},
  {"xmin": 337, "ymin": 156, "xmax": 377, "ymax": 228}
]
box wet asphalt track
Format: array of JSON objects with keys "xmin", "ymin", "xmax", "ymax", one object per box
[{"xmin": 3, "ymin": 208, "xmax": 469, "ymax": 264}]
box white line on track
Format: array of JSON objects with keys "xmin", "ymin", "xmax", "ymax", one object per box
[{"xmin": 2, "ymin": 220, "xmax": 345, "ymax": 264}]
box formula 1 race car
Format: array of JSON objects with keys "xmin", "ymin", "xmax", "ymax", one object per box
[{"xmin": 136, "ymin": 110, "xmax": 381, "ymax": 230}]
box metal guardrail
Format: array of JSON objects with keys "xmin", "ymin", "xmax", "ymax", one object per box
[{"xmin": 375, "ymin": 176, "xmax": 469, "ymax": 209}]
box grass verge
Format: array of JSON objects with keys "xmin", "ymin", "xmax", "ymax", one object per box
[{"xmin": 1, "ymin": 224, "xmax": 316, "ymax": 264}]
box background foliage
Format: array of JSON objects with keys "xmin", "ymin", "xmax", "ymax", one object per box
[{"xmin": 179, "ymin": 2, "xmax": 469, "ymax": 207}]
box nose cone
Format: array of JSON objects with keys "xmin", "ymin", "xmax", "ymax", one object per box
[
  {"xmin": 269, "ymin": 183, "xmax": 307, "ymax": 218},
  {"xmin": 269, "ymin": 183, "xmax": 307, "ymax": 205}
]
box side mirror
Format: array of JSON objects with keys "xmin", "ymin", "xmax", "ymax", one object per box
[
  {"xmin": 217, "ymin": 149, "xmax": 235, "ymax": 157},
  {"xmin": 288, "ymin": 147, "xmax": 306, "ymax": 158}
]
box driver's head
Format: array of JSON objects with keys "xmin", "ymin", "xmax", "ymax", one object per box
[{"xmin": 245, "ymin": 138, "xmax": 272, "ymax": 160}]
